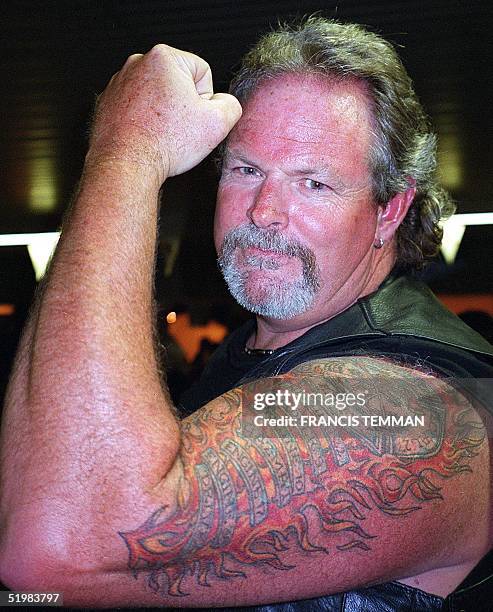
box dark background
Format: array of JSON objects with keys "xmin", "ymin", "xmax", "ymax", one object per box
[{"xmin": 1, "ymin": 0, "xmax": 492, "ymax": 398}]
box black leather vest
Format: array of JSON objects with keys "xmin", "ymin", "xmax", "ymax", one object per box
[
  {"xmin": 237, "ymin": 274, "xmax": 493, "ymax": 384},
  {"xmin": 180, "ymin": 274, "xmax": 493, "ymax": 611}
]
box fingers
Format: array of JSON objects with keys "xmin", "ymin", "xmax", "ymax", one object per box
[
  {"xmin": 196, "ymin": 66, "xmax": 214, "ymax": 100},
  {"xmin": 210, "ymin": 93, "xmax": 243, "ymax": 132},
  {"xmin": 123, "ymin": 53, "xmax": 144, "ymax": 68},
  {"xmin": 92, "ymin": 42, "xmax": 242, "ymax": 177},
  {"xmin": 121, "ymin": 45, "xmax": 215, "ymax": 99},
  {"xmin": 171, "ymin": 49, "xmax": 214, "ymax": 99}
]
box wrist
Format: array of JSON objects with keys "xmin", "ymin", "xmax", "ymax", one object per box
[{"xmin": 86, "ymin": 123, "xmax": 170, "ymax": 186}]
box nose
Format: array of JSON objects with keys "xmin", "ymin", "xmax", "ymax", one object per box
[{"xmin": 247, "ymin": 179, "xmax": 289, "ymax": 230}]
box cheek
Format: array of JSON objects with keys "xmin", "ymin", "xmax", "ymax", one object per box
[
  {"xmin": 292, "ymin": 206, "xmax": 350, "ymax": 251},
  {"xmin": 298, "ymin": 207, "xmax": 376, "ymax": 267},
  {"xmin": 213, "ymin": 207, "xmax": 230, "ymax": 253},
  {"xmin": 214, "ymin": 186, "xmax": 246, "ymax": 251}
]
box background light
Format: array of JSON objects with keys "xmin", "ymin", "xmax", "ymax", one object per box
[
  {"xmin": 440, "ymin": 213, "xmax": 493, "ymax": 264},
  {"xmin": 0, "ymin": 232, "xmax": 60, "ymax": 280},
  {"xmin": 0, "ymin": 213, "xmax": 492, "ymax": 280}
]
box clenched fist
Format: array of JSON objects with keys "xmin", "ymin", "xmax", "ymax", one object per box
[{"xmin": 88, "ymin": 44, "xmax": 242, "ymax": 182}]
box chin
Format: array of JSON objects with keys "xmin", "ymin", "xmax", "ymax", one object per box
[{"xmin": 234, "ymin": 279, "xmax": 316, "ymax": 320}]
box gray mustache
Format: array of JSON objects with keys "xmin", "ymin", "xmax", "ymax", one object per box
[
  {"xmin": 218, "ymin": 224, "xmax": 321, "ymax": 291},
  {"xmin": 217, "ymin": 223, "xmax": 322, "ymax": 318},
  {"xmin": 219, "ymin": 225, "xmax": 313, "ymax": 260}
]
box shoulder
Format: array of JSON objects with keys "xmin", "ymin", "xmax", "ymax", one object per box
[
  {"xmin": 210, "ymin": 354, "xmax": 491, "ymax": 555},
  {"xmin": 244, "ymin": 354, "xmax": 492, "ymax": 553}
]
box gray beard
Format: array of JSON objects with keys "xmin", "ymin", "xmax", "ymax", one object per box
[{"xmin": 217, "ymin": 224, "xmax": 321, "ymax": 319}]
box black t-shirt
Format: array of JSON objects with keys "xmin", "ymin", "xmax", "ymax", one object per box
[{"xmin": 178, "ymin": 318, "xmax": 264, "ymax": 418}]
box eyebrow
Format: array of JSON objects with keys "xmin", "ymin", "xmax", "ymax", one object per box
[
  {"xmin": 222, "ymin": 149, "xmax": 349, "ymax": 189},
  {"xmin": 222, "ymin": 151, "xmax": 251, "ymax": 164}
]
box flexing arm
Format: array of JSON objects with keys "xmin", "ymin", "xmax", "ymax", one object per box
[
  {"xmin": 0, "ymin": 44, "xmax": 241, "ymax": 597},
  {"xmin": 2, "ymin": 350, "xmax": 490, "ymax": 608},
  {"xmin": 0, "ymin": 46, "xmax": 489, "ymax": 608}
]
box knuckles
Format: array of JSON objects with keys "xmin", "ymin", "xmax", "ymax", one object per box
[
  {"xmin": 91, "ymin": 43, "xmax": 238, "ymax": 177},
  {"xmin": 124, "ymin": 53, "xmax": 143, "ymax": 64},
  {"xmin": 147, "ymin": 43, "xmax": 175, "ymax": 64},
  {"xmin": 149, "ymin": 43, "xmax": 172, "ymax": 54}
]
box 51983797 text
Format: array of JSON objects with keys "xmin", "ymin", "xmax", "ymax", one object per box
[{"xmin": 0, "ymin": 592, "xmax": 63, "ymax": 607}]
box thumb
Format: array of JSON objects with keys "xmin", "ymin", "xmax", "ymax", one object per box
[{"xmin": 209, "ymin": 93, "xmax": 243, "ymax": 136}]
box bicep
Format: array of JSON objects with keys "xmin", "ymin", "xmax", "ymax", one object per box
[{"xmin": 115, "ymin": 357, "xmax": 490, "ymax": 607}]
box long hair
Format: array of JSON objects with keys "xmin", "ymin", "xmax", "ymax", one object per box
[{"xmin": 228, "ymin": 17, "xmax": 454, "ymax": 270}]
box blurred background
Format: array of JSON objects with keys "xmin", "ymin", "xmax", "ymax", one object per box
[{"xmin": 1, "ymin": 0, "xmax": 492, "ymax": 404}]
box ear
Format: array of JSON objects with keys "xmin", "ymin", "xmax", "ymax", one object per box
[{"xmin": 376, "ymin": 180, "xmax": 416, "ymax": 243}]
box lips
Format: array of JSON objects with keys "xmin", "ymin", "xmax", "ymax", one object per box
[
  {"xmin": 243, "ymin": 246, "xmax": 292, "ymax": 264},
  {"xmin": 244, "ymin": 246, "xmax": 289, "ymax": 259},
  {"xmin": 240, "ymin": 246, "xmax": 293, "ymax": 270}
]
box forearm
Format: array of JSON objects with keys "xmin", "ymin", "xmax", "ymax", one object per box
[
  {"xmin": 1, "ymin": 42, "xmax": 241, "ymax": 597},
  {"xmin": 0, "ymin": 154, "xmax": 180, "ymax": 582}
]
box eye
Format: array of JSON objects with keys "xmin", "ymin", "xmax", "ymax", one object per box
[
  {"xmin": 237, "ymin": 166, "xmax": 261, "ymax": 176},
  {"xmin": 303, "ymin": 179, "xmax": 329, "ymax": 191}
]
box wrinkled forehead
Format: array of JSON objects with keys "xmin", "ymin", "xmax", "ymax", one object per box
[
  {"xmin": 226, "ymin": 73, "xmax": 373, "ymax": 149},
  {"xmin": 223, "ymin": 73, "xmax": 374, "ymax": 178}
]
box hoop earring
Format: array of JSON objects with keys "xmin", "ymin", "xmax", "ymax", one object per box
[{"xmin": 374, "ymin": 237, "xmax": 384, "ymax": 249}]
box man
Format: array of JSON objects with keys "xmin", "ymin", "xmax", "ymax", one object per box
[{"xmin": 0, "ymin": 17, "xmax": 492, "ymax": 611}]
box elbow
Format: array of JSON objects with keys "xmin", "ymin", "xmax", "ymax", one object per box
[
  {"xmin": 0, "ymin": 540, "xmax": 128, "ymax": 608},
  {"xmin": 0, "ymin": 540, "xmax": 102, "ymax": 606},
  {"xmin": 0, "ymin": 514, "xmax": 86, "ymax": 596},
  {"xmin": 0, "ymin": 508, "xmax": 131, "ymax": 606},
  {"xmin": 0, "ymin": 546, "xmax": 59, "ymax": 594}
]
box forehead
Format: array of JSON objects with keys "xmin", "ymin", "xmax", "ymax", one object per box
[{"xmin": 226, "ymin": 73, "xmax": 374, "ymax": 179}]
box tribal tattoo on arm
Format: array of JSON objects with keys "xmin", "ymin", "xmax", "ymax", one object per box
[{"xmin": 119, "ymin": 357, "xmax": 487, "ymax": 598}]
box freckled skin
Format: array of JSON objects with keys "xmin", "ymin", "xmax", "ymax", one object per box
[{"xmin": 215, "ymin": 74, "xmax": 396, "ymax": 347}]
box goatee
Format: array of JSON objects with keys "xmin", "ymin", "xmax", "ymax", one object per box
[{"xmin": 218, "ymin": 224, "xmax": 321, "ymax": 319}]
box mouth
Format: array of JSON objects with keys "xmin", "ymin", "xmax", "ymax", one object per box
[
  {"xmin": 242, "ymin": 246, "xmax": 293, "ymax": 268},
  {"xmin": 243, "ymin": 246, "xmax": 289, "ymax": 258},
  {"xmin": 218, "ymin": 225, "xmax": 320, "ymax": 291}
]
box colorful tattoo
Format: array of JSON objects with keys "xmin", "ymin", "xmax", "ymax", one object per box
[{"xmin": 119, "ymin": 358, "xmax": 485, "ymax": 596}]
